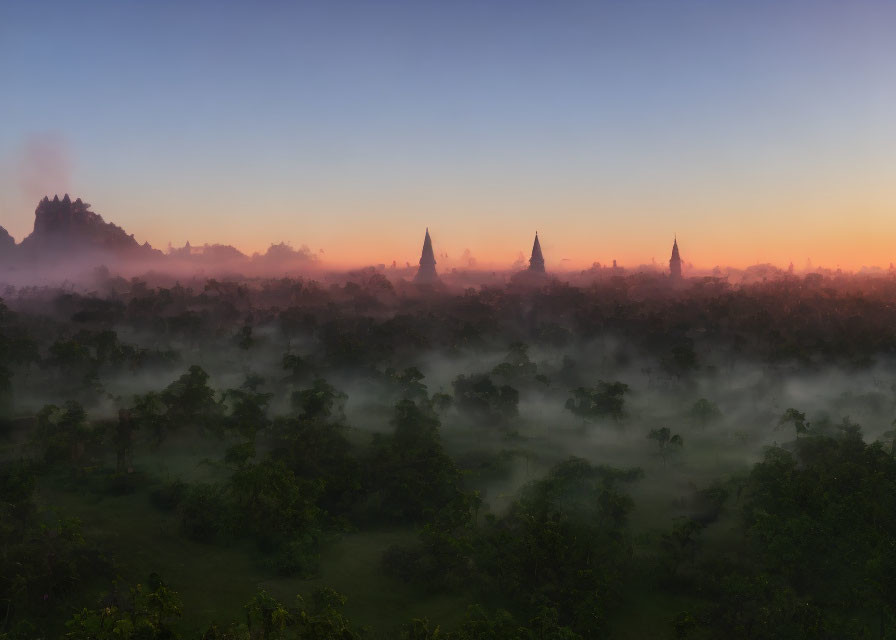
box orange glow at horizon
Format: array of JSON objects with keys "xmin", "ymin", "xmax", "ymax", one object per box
[
  {"xmin": 126, "ymin": 220, "xmax": 896, "ymax": 275},
  {"xmin": 112, "ymin": 194, "xmax": 896, "ymax": 274},
  {"xmin": 2, "ymin": 145, "xmax": 894, "ymax": 274}
]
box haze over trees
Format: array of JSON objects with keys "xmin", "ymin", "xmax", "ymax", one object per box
[{"xmin": 4, "ymin": 221, "xmax": 896, "ymax": 637}]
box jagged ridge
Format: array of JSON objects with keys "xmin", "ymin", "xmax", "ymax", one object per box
[{"xmin": 19, "ymin": 194, "xmax": 158, "ymax": 257}]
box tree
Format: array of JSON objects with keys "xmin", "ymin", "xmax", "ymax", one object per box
[
  {"xmin": 269, "ymin": 414, "xmax": 361, "ymax": 518},
  {"xmin": 475, "ymin": 458, "xmax": 642, "ymax": 635},
  {"xmin": 224, "ymin": 378, "xmax": 273, "ymax": 441},
  {"xmin": 2, "ymin": 490, "xmax": 112, "ymax": 638},
  {"xmin": 47, "ymin": 338, "xmax": 94, "ymax": 376},
  {"xmin": 452, "ymin": 374, "xmax": 519, "ymax": 425},
  {"xmin": 392, "ymin": 367, "xmax": 429, "ymax": 402},
  {"xmin": 235, "ymin": 324, "xmax": 254, "ymax": 350},
  {"xmin": 368, "ymin": 399, "xmax": 467, "ymax": 523},
  {"xmin": 659, "ymin": 517, "xmax": 704, "ymax": 581},
  {"xmin": 282, "ymin": 351, "xmax": 311, "ymax": 385},
  {"xmin": 34, "ymin": 400, "xmax": 92, "ymax": 464},
  {"xmin": 777, "ymin": 408, "xmax": 809, "ymax": 438},
  {"xmin": 647, "ymin": 427, "xmax": 683, "ymax": 466},
  {"xmin": 130, "ymin": 392, "xmax": 168, "ymax": 446},
  {"xmin": 291, "ymin": 378, "xmax": 346, "ymax": 422},
  {"xmin": 659, "ymin": 338, "xmax": 698, "ymax": 378},
  {"xmin": 690, "ymin": 398, "xmax": 721, "ymax": 428},
  {"xmin": 161, "ymin": 365, "xmax": 220, "ymax": 432},
  {"xmin": 565, "ymin": 381, "xmax": 629, "ymax": 423},
  {"xmin": 228, "ymin": 460, "xmax": 324, "ymax": 575},
  {"xmin": 65, "ymin": 575, "xmax": 182, "ymax": 640},
  {"xmin": 491, "ymin": 342, "xmax": 537, "ymax": 384},
  {"xmin": 431, "ymin": 392, "xmax": 453, "ymax": 414},
  {"xmin": 695, "ymin": 429, "xmax": 896, "ymax": 638},
  {"xmin": 229, "ymin": 587, "xmax": 363, "ymax": 640}
]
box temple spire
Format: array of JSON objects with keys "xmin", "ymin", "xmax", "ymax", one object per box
[
  {"xmin": 528, "ymin": 231, "xmax": 545, "ymax": 273},
  {"xmin": 414, "ymin": 228, "xmax": 439, "ymax": 283},
  {"xmin": 669, "ymin": 236, "xmax": 682, "ymax": 281}
]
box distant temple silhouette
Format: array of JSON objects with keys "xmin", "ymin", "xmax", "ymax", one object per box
[
  {"xmin": 413, "ymin": 228, "xmax": 439, "ymax": 284},
  {"xmin": 529, "ymin": 232, "xmax": 545, "ymax": 273},
  {"xmin": 669, "ymin": 236, "xmax": 682, "ymax": 281},
  {"xmin": 508, "ymin": 232, "xmax": 548, "ymax": 286},
  {"xmin": 401, "ymin": 229, "xmax": 683, "ymax": 283}
]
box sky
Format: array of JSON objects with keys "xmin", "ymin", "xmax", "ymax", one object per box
[{"xmin": 1, "ymin": 0, "xmax": 895, "ymax": 271}]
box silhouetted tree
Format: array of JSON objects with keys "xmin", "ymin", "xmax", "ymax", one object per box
[
  {"xmin": 647, "ymin": 427, "xmax": 683, "ymax": 466},
  {"xmin": 777, "ymin": 408, "xmax": 809, "ymax": 438},
  {"xmin": 452, "ymin": 374, "xmax": 519, "ymax": 425},
  {"xmin": 565, "ymin": 381, "xmax": 629, "ymax": 423}
]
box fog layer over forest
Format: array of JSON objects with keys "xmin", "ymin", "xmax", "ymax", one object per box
[{"xmin": 3, "ymin": 267, "xmax": 896, "ymax": 639}]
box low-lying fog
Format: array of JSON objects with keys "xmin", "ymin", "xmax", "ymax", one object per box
[{"xmin": 7, "ymin": 280, "xmax": 895, "ymax": 523}]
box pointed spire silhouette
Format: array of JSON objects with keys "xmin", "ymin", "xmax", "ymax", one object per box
[
  {"xmin": 669, "ymin": 236, "xmax": 682, "ymax": 281},
  {"xmin": 528, "ymin": 232, "xmax": 545, "ymax": 272},
  {"xmin": 414, "ymin": 228, "xmax": 439, "ymax": 283},
  {"xmin": 421, "ymin": 228, "xmax": 435, "ymax": 265}
]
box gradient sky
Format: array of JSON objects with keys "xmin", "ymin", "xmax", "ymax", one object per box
[{"xmin": 1, "ymin": 0, "xmax": 895, "ymax": 270}]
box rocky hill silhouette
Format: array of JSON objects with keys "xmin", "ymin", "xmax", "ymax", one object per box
[
  {"xmin": 0, "ymin": 195, "xmax": 317, "ymax": 280},
  {"xmin": 17, "ymin": 195, "xmax": 161, "ymax": 261},
  {"xmin": 0, "ymin": 226, "xmax": 14, "ymax": 254}
]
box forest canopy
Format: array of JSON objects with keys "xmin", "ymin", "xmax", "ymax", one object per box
[{"xmin": 2, "ymin": 271, "xmax": 896, "ymax": 638}]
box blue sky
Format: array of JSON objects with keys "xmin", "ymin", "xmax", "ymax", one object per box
[{"xmin": 2, "ymin": 1, "xmax": 894, "ymax": 268}]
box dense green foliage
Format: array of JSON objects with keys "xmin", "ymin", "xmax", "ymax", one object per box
[
  {"xmin": 565, "ymin": 381, "xmax": 629, "ymax": 422},
  {"xmin": 3, "ymin": 272, "xmax": 896, "ymax": 637}
]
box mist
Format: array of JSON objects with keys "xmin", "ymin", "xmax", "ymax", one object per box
[{"xmin": 4, "ymin": 256, "xmax": 896, "ymax": 638}]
